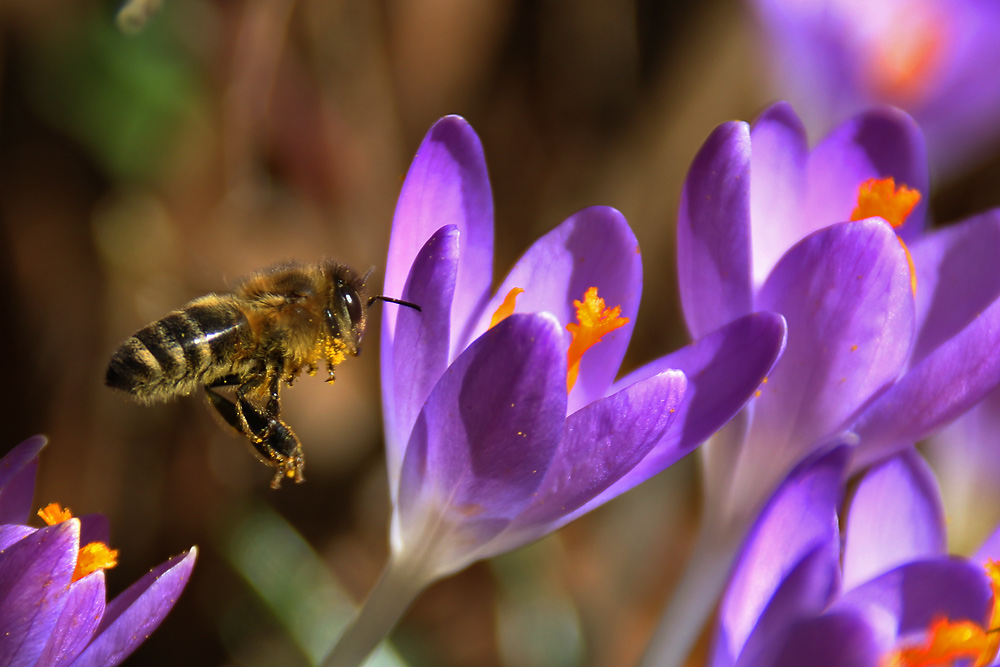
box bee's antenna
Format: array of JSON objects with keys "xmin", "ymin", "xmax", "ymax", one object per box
[{"xmin": 368, "ymin": 295, "xmax": 422, "ymax": 312}]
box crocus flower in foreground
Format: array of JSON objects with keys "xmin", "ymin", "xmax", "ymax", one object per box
[
  {"xmin": 750, "ymin": 0, "xmax": 1000, "ymax": 173},
  {"xmin": 323, "ymin": 116, "xmax": 786, "ymax": 666},
  {"xmin": 648, "ymin": 102, "xmax": 1000, "ymax": 666},
  {"xmin": 715, "ymin": 444, "xmax": 1000, "ymax": 667},
  {"xmin": 0, "ymin": 436, "xmax": 197, "ymax": 667}
]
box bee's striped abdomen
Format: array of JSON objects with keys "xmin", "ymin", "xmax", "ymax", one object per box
[{"xmin": 106, "ymin": 297, "xmax": 250, "ymax": 401}]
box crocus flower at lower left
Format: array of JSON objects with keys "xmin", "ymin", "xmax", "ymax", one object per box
[
  {"xmin": 323, "ymin": 116, "xmax": 786, "ymax": 666},
  {"xmin": 0, "ymin": 436, "xmax": 197, "ymax": 667}
]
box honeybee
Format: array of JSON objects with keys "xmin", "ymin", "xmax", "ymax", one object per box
[{"xmin": 106, "ymin": 260, "xmax": 419, "ymax": 488}]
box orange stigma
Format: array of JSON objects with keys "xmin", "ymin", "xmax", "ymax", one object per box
[
  {"xmin": 851, "ymin": 177, "xmax": 921, "ymax": 295},
  {"xmin": 566, "ymin": 287, "xmax": 629, "ymax": 393},
  {"xmin": 37, "ymin": 502, "xmax": 119, "ymax": 582},
  {"xmin": 882, "ymin": 561, "xmax": 1000, "ymax": 667},
  {"xmin": 489, "ymin": 287, "xmax": 525, "ymax": 329}
]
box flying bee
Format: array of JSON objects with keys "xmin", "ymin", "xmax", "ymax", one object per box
[{"xmin": 106, "ymin": 260, "xmax": 420, "ymax": 488}]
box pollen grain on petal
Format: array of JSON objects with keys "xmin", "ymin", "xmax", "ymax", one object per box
[
  {"xmin": 566, "ymin": 287, "xmax": 629, "ymax": 393},
  {"xmin": 489, "ymin": 287, "xmax": 525, "ymax": 330},
  {"xmin": 38, "ymin": 502, "xmax": 74, "ymax": 525}
]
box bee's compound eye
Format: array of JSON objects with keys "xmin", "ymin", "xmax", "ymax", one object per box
[{"xmin": 341, "ymin": 283, "xmax": 363, "ymax": 326}]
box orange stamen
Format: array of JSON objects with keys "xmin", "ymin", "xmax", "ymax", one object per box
[
  {"xmin": 489, "ymin": 287, "xmax": 525, "ymax": 329},
  {"xmin": 36, "ymin": 502, "xmax": 119, "ymax": 582},
  {"xmin": 882, "ymin": 561, "xmax": 1000, "ymax": 667},
  {"xmin": 565, "ymin": 287, "xmax": 629, "ymax": 393},
  {"xmin": 851, "ymin": 177, "xmax": 921, "ymax": 296},
  {"xmin": 38, "ymin": 502, "xmax": 73, "ymax": 525},
  {"xmin": 851, "ymin": 177, "xmax": 921, "ymax": 229},
  {"xmin": 73, "ymin": 542, "xmax": 119, "ymax": 582}
]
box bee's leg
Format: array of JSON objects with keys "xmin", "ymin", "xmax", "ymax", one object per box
[
  {"xmin": 236, "ymin": 369, "xmax": 304, "ymax": 488},
  {"xmin": 204, "ymin": 375, "xmax": 304, "ymax": 488}
]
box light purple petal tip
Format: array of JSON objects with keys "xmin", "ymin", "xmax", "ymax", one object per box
[
  {"xmin": 471, "ymin": 205, "xmax": 642, "ymax": 413},
  {"xmin": 0, "ymin": 521, "xmax": 78, "ymax": 667},
  {"xmin": 383, "ymin": 115, "xmax": 494, "ymax": 357},
  {"xmin": 748, "ymin": 101, "xmax": 809, "ymax": 285},
  {"xmin": 805, "ymin": 107, "xmax": 929, "ymax": 239},
  {"xmin": 678, "ymin": 120, "xmax": 754, "ymax": 339},
  {"xmin": 75, "ymin": 547, "xmax": 197, "ymax": 667},
  {"xmin": 842, "ymin": 451, "xmax": 946, "ymax": 592},
  {"xmin": 384, "ymin": 224, "xmax": 460, "ymax": 495},
  {"xmin": 397, "ymin": 313, "xmax": 567, "ymax": 546},
  {"xmin": 0, "ymin": 435, "xmax": 46, "ymax": 525}
]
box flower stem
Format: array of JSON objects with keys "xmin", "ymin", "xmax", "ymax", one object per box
[
  {"xmin": 639, "ymin": 525, "xmax": 743, "ymax": 667},
  {"xmin": 322, "ymin": 555, "xmax": 430, "ymax": 667}
]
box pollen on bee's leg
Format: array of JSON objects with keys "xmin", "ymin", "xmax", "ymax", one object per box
[
  {"xmin": 566, "ymin": 287, "xmax": 629, "ymax": 393},
  {"xmin": 489, "ymin": 287, "xmax": 525, "ymax": 329}
]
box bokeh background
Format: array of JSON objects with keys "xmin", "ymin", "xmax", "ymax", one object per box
[{"xmin": 2, "ymin": 0, "xmax": 1000, "ymax": 665}]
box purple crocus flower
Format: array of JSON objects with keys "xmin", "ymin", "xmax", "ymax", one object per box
[
  {"xmin": 714, "ymin": 444, "xmax": 1000, "ymax": 667},
  {"xmin": 0, "ymin": 436, "xmax": 196, "ymax": 667},
  {"xmin": 647, "ymin": 102, "xmax": 1000, "ymax": 666},
  {"xmin": 750, "ymin": 0, "xmax": 1000, "ymax": 173},
  {"xmin": 323, "ymin": 116, "xmax": 786, "ymax": 666}
]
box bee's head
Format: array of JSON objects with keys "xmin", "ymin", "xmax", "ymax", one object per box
[{"xmin": 323, "ymin": 264, "xmax": 369, "ymax": 356}]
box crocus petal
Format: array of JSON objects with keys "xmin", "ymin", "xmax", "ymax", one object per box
[
  {"xmin": 842, "ymin": 451, "xmax": 946, "ymax": 592},
  {"xmin": 0, "ymin": 436, "xmax": 45, "ymax": 525},
  {"xmin": 0, "ymin": 521, "xmax": 78, "ymax": 667},
  {"xmin": 37, "ymin": 572, "xmax": 106, "ymax": 667},
  {"xmin": 602, "ymin": 312, "xmax": 786, "ymax": 507},
  {"xmin": 396, "ymin": 314, "xmax": 567, "ymax": 568},
  {"xmin": 974, "ymin": 517, "xmax": 1000, "ymax": 564},
  {"xmin": 486, "ymin": 370, "xmax": 687, "ymax": 554},
  {"xmin": 748, "ymin": 101, "xmax": 809, "ymax": 286},
  {"xmin": 677, "ymin": 121, "xmax": 754, "ymax": 339},
  {"xmin": 384, "ymin": 225, "xmax": 460, "ymax": 496},
  {"xmin": 382, "ymin": 115, "xmax": 493, "ymax": 359},
  {"xmin": 742, "ymin": 609, "xmax": 885, "ymax": 667},
  {"xmin": 852, "ymin": 293, "xmax": 1000, "ymax": 469},
  {"xmin": 471, "ymin": 206, "xmax": 642, "ymax": 413},
  {"xmin": 0, "ymin": 525, "xmax": 35, "ymax": 552},
  {"xmin": 909, "ymin": 209, "xmax": 1000, "ymax": 367},
  {"xmin": 804, "ymin": 108, "xmax": 928, "ymax": 242},
  {"xmin": 74, "ymin": 548, "xmax": 197, "ymax": 667},
  {"xmin": 736, "ymin": 219, "xmax": 913, "ymax": 507},
  {"xmin": 716, "ymin": 445, "xmax": 848, "ymax": 665},
  {"xmin": 727, "ymin": 546, "xmax": 841, "ymax": 667},
  {"xmin": 833, "ymin": 558, "xmax": 991, "ymax": 639}
]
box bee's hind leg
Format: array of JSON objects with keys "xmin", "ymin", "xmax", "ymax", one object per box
[{"xmin": 204, "ymin": 374, "xmax": 305, "ymax": 488}]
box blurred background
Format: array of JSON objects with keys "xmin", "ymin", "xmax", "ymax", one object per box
[{"xmin": 3, "ymin": 0, "xmax": 1000, "ymax": 665}]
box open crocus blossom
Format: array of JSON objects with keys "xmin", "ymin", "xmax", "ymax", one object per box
[
  {"xmin": 0, "ymin": 436, "xmax": 196, "ymax": 667},
  {"xmin": 714, "ymin": 444, "xmax": 1000, "ymax": 667},
  {"xmin": 647, "ymin": 102, "xmax": 1000, "ymax": 665},
  {"xmin": 750, "ymin": 0, "xmax": 1000, "ymax": 173},
  {"xmin": 322, "ymin": 116, "xmax": 786, "ymax": 666}
]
